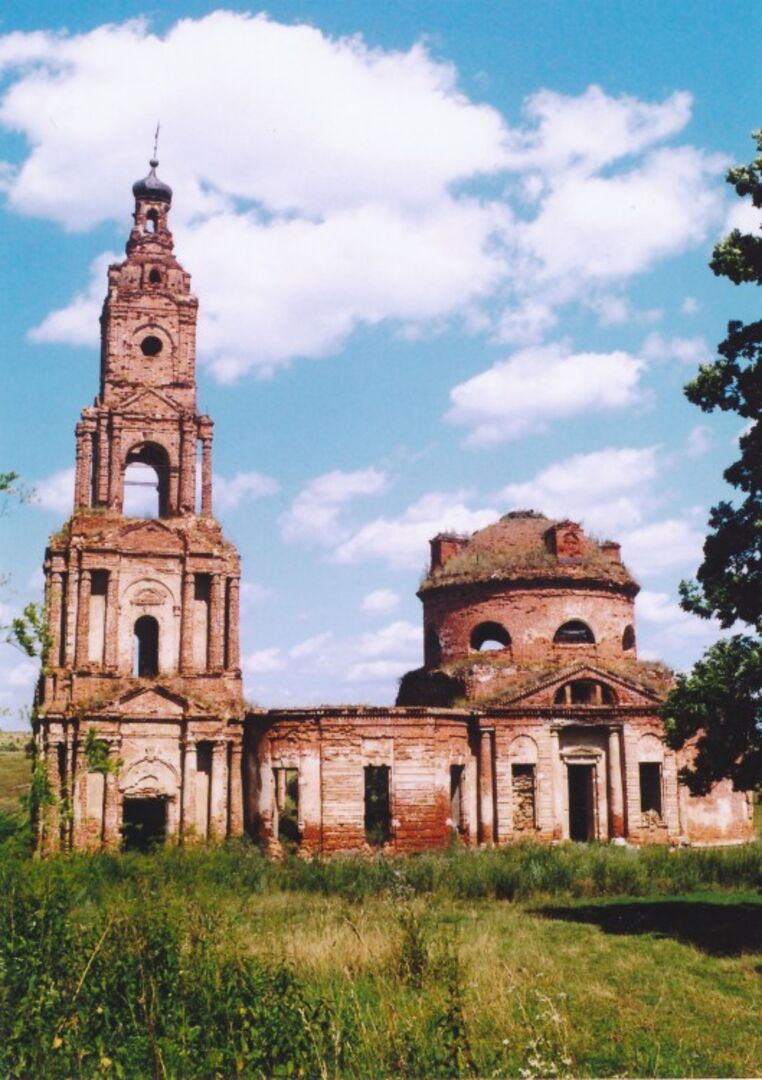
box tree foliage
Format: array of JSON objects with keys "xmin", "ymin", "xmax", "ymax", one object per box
[{"xmin": 664, "ymin": 131, "xmax": 762, "ymax": 792}]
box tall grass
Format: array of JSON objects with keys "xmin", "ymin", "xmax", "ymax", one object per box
[{"xmin": 0, "ymin": 838, "xmax": 759, "ymax": 1076}]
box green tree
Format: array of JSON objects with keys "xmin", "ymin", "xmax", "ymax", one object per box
[{"xmin": 663, "ymin": 131, "xmax": 762, "ymax": 794}]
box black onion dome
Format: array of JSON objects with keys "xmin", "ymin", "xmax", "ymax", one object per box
[{"xmin": 132, "ymin": 159, "xmax": 172, "ymax": 204}]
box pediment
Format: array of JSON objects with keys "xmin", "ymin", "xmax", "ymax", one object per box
[
  {"xmin": 118, "ymin": 519, "xmax": 183, "ymax": 552},
  {"xmin": 497, "ymin": 663, "xmax": 664, "ymax": 708},
  {"xmin": 117, "ymin": 387, "xmax": 181, "ymax": 417},
  {"xmin": 114, "ymin": 686, "xmax": 187, "ymax": 718}
]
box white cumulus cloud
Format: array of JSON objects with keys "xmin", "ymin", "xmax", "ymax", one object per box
[
  {"xmin": 0, "ymin": 16, "xmax": 727, "ymax": 377},
  {"xmin": 499, "ymin": 446, "xmax": 660, "ymax": 534},
  {"xmin": 447, "ymin": 342, "xmax": 646, "ymax": 445},
  {"xmin": 333, "ymin": 490, "xmax": 497, "ymax": 568},
  {"xmin": 361, "ymin": 588, "xmax": 400, "ymax": 614},
  {"xmin": 280, "ymin": 467, "xmax": 388, "ymax": 546}
]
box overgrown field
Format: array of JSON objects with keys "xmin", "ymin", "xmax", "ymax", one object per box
[
  {"xmin": 0, "ymin": 730, "xmax": 30, "ymax": 818},
  {"xmin": 0, "ymin": 839, "xmax": 760, "ymax": 1078}
]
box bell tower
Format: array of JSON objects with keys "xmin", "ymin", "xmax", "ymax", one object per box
[{"xmin": 37, "ymin": 161, "xmax": 244, "ymax": 852}]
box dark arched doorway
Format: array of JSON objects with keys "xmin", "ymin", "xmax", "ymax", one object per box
[{"xmin": 134, "ymin": 615, "xmax": 159, "ymax": 677}]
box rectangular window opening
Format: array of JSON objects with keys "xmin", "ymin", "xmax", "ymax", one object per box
[
  {"xmin": 273, "ymin": 766, "xmax": 300, "ymax": 844},
  {"xmin": 364, "ymin": 764, "xmax": 391, "ymax": 846},
  {"xmin": 639, "ymin": 762, "xmax": 662, "ymax": 818},
  {"xmin": 512, "ymin": 763, "xmax": 536, "ymax": 830},
  {"xmin": 450, "ymin": 764, "xmax": 465, "ymax": 832}
]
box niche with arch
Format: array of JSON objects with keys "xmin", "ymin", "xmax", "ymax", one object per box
[
  {"xmin": 509, "ymin": 735, "xmax": 538, "ymax": 831},
  {"xmin": 554, "ymin": 620, "xmax": 595, "ymax": 645},
  {"xmin": 470, "ymin": 621, "xmax": 511, "ymax": 652},
  {"xmin": 123, "ymin": 442, "xmax": 170, "ymax": 518},
  {"xmin": 622, "ymin": 625, "xmax": 636, "ymax": 652},
  {"xmin": 134, "ymin": 615, "xmax": 159, "ymax": 677}
]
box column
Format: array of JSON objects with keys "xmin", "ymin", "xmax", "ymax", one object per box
[
  {"xmin": 210, "ymin": 740, "xmax": 228, "ymax": 838},
  {"xmin": 74, "ymin": 568, "xmax": 91, "ymax": 668},
  {"xmin": 102, "ymin": 739, "xmax": 122, "ymax": 849},
  {"xmin": 63, "ymin": 562, "xmax": 78, "ymax": 666},
  {"xmin": 228, "ymin": 738, "xmax": 244, "ymax": 836},
  {"xmin": 226, "ymin": 577, "xmax": 240, "ymax": 670},
  {"xmin": 44, "ymin": 738, "xmax": 62, "ymax": 853},
  {"xmin": 180, "ymin": 570, "xmax": 195, "ymax": 674},
  {"xmin": 181, "ymin": 735, "xmax": 197, "ymax": 840},
  {"xmin": 201, "ymin": 430, "xmax": 213, "ymax": 515},
  {"xmin": 104, "ymin": 568, "xmax": 119, "ymax": 671},
  {"xmin": 608, "ymin": 727, "xmax": 625, "ymax": 839},
  {"xmin": 478, "ymin": 727, "xmax": 495, "ymax": 844},
  {"xmin": 74, "ymin": 424, "xmax": 93, "ymax": 510},
  {"xmin": 108, "ymin": 417, "xmax": 122, "ymax": 511},
  {"xmin": 208, "ymin": 573, "xmax": 224, "ymax": 671},
  {"xmin": 179, "ymin": 417, "xmax": 196, "ymax": 514},
  {"xmin": 550, "ymin": 728, "xmax": 564, "ymax": 840},
  {"xmin": 95, "ymin": 415, "xmax": 109, "ymax": 506},
  {"xmin": 47, "ymin": 570, "xmax": 64, "ymax": 668}
]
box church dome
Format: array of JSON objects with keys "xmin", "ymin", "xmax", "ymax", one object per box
[
  {"xmin": 419, "ymin": 510, "xmax": 638, "ymax": 595},
  {"xmin": 132, "ymin": 160, "xmax": 172, "ymax": 204}
]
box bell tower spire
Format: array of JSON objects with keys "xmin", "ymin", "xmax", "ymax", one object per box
[{"xmin": 73, "ymin": 159, "xmax": 214, "ymax": 518}]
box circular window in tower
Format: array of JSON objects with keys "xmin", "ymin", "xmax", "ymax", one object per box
[{"xmin": 140, "ymin": 335, "xmax": 163, "ymax": 357}]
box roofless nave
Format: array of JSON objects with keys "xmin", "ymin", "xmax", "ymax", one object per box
[{"xmin": 33, "ymin": 163, "xmax": 753, "ymax": 853}]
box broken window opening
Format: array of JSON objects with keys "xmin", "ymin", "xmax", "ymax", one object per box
[
  {"xmin": 554, "ymin": 620, "xmax": 595, "ymax": 645},
  {"xmin": 145, "ymin": 209, "xmax": 158, "ymax": 234},
  {"xmin": 149, "ymin": 268, "xmax": 162, "ymax": 284},
  {"xmin": 273, "ymin": 767, "xmax": 300, "ymax": 844},
  {"xmin": 470, "ymin": 621, "xmax": 511, "ymax": 652},
  {"xmin": 450, "ymin": 764, "xmax": 465, "ymax": 832},
  {"xmin": 134, "ymin": 615, "xmax": 159, "ymax": 677},
  {"xmin": 639, "ymin": 762, "xmax": 663, "ymax": 818},
  {"xmin": 364, "ymin": 764, "xmax": 391, "ymax": 845},
  {"xmin": 512, "ymin": 763, "xmax": 536, "ymax": 831},
  {"xmin": 622, "ymin": 625, "xmax": 636, "ymax": 651},
  {"xmin": 554, "ymin": 680, "xmax": 615, "ymax": 706}
]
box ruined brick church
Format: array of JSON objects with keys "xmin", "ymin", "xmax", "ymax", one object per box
[{"xmin": 34, "ymin": 164, "xmax": 753, "ymax": 853}]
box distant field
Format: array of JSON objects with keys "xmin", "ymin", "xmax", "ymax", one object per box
[{"xmin": 0, "ymin": 732, "xmax": 30, "ymax": 816}]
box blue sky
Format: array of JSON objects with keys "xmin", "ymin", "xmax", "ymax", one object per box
[{"xmin": 1, "ymin": 1, "xmax": 761, "ymax": 727}]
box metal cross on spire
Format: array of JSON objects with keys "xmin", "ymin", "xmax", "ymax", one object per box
[{"xmin": 152, "ymin": 122, "xmax": 160, "ymax": 163}]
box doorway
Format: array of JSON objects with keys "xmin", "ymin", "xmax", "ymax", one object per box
[
  {"xmin": 568, "ymin": 764, "xmax": 595, "ymax": 841},
  {"xmin": 122, "ymin": 796, "xmax": 167, "ymax": 851}
]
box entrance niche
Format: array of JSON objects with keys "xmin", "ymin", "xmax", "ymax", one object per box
[
  {"xmin": 134, "ymin": 615, "xmax": 159, "ymax": 677},
  {"xmin": 568, "ymin": 764, "xmax": 596, "ymax": 841},
  {"xmin": 122, "ymin": 796, "xmax": 167, "ymax": 851}
]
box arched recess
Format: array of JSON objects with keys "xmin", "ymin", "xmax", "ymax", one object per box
[
  {"xmin": 554, "ymin": 620, "xmax": 595, "ymax": 645},
  {"xmin": 508, "ymin": 734, "xmax": 539, "ymax": 764},
  {"xmin": 134, "ymin": 615, "xmax": 159, "ymax": 677},
  {"xmin": 554, "ymin": 680, "xmax": 616, "ymax": 706},
  {"xmin": 124, "ymin": 441, "xmax": 170, "ymax": 518},
  {"xmin": 425, "ymin": 627, "xmax": 442, "ymax": 668},
  {"xmin": 470, "ymin": 621, "xmax": 511, "ymax": 652},
  {"xmin": 622, "ymin": 625, "xmax": 636, "ymax": 652},
  {"xmin": 119, "ymin": 756, "xmax": 179, "ymax": 797}
]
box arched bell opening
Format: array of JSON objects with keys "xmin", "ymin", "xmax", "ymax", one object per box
[
  {"xmin": 134, "ymin": 615, "xmax": 159, "ymax": 677},
  {"xmin": 123, "ymin": 442, "xmax": 170, "ymax": 518}
]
